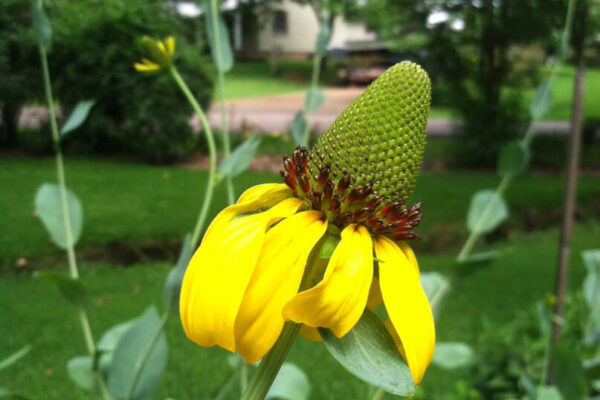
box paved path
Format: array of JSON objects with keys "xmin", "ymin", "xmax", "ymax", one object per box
[
  {"xmin": 198, "ymin": 87, "xmax": 570, "ymax": 136},
  {"xmin": 19, "ymin": 88, "xmax": 570, "ymax": 136}
]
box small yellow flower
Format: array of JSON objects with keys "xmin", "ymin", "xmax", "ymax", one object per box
[
  {"xmin": 179, "ymin": 62, "xmax": 435, "ymax": 386},
  {"xmin": 134, "ymin": 36, "xmax": 175, "ymax": 72}
]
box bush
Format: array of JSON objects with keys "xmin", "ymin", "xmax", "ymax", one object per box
[{"xmin": 46, "ymin": 0, "xmax": 214, "ymax": 163}]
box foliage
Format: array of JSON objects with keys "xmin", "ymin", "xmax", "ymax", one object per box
[
  {"xmin": 45, "ymin": 0, "xmax": 214, "ymax": 162},
  {"xmin": 365, "ymin": 0, "xmax": 568, "ymax": 167}
]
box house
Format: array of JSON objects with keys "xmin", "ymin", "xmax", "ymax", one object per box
[{"xmin": 174, "ymin": 0, "xmax": 382, "ymax": 58}]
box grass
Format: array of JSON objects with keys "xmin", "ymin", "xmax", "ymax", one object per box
[
  {"xmin": 1, "ymin": 157, "xmax": 599, "ymax": 262},
  {"xmin": 1, "ymin": 156, "xmax": 599, "ymax": 398},
  {"xmin": 1, "ymin": 223, "xmax": 598, "ymax": 399},
  {"xmin": 223, "ymin": 61, "xmax": 600, "ymax": 122}
]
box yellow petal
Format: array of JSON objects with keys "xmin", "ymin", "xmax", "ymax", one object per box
[
  {"xmin": 283, "ymin": 224, "xmax": 373, "ymax": 338},
  {"xmin": 164, "ymin": 36, "xmax": 175, "ymax": 57},
  {"xmin": 156, "ymin": 40, "xmax": 167, "ymax": 57},
  {"xmin": 180, "ymin": 193, "xmax": 302, "ymax": 352},
  {"xmin": 397, "ymin": 241, "xmax": 419, "ymax": 275},
  {"xmin": 236, "ymin": 183, "xmax": 292, "ymax": 206},
  {"xmin": 234, "ymin": 211, "xmax": 327, "ymax": 363},
  {"xmin": 133, "ymin": 59, "xmax": 160, "ymax": 72},
  {"xmin": 300, "ymin": 325, "xmax": 322, "ymax": 342},
  {"xmin": 367, "ymin": 277, "xmax": 383, "ymax": 311},
  {"xmin": 374, "ymin": 236, "xmax": 435, "ymax": 386}
]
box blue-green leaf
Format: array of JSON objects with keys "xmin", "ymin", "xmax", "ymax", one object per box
[
  {"xmin": 530, "ymin": 80, "xmax": 553, "ymax": 119},
  {"xmin": 535, "ymin": 386, "xmax": 563, "ymax": 400},
  {"xmin": 36, "ymin": 271, "xmax": 86, "ymax": 306},
  {"xmin": 204, "ymin": 0, "xmax": 233, "ymax": 73},
  {"xmin": 420, "ymin": 272, "xmax": 447, "ymax": 304},
  {"xmin": 60, "ymin": 100, "xmax": 96, "ymax": 136},
  {"xmin": 305, "ymin": 89, "xmax": 325, "ymax": 112},
  {"xmin": 108, "ymin": 306, "xmax": 168, "ymax": 400},
  {"xmin": 320, "ymin": 309, "xmax": 415, "ymax": 396},
  {"xmin": 266, "ymin": 363, "xmax": 310, "ymax": 400},
  {"xmin": 466, "ymin": 190, "xmax": 508, "ymax": 234},
  {"xmin": 497, "ymin": 140, "xmax": 530, "ymax": 178},
  {"xmin": 162, "ymin": 235, "xmax": 192, "ymax": 312},
  {"xmin": 291, "ymin": 111, "xmax": 306, "ymax": 146},
  {"xmin": 31, "ymin": 0, "xmax": 52, "ymax": 52},
  {"xmin": 35, "ymin": 183, "xmax": 83, "ymax": 249},
  {"xmin": 432, "ymin": 342, "xmax": 474, "ymax": 369},
  {"xmin": 583, "ymin": 249, "xmax": 600, "ymax": 342},
  {"xmin": 67, "ymin": 356, "xmax": 96, "ymax": 392},
  {"xmin": 97, "ymin": 320, "xmax": 136, "ymax": 354},
  {"xmin": 217, "ymin": 137, "xmax": 260, "ymax": 182},
  {"xmin": 0, "ymin": 345, "xmax": 31, "ymax": 371}
]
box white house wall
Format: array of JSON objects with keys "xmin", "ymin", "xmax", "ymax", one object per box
[{"xmin": 257, "ymin": 0, "xmax": 376, "ymax": 55}]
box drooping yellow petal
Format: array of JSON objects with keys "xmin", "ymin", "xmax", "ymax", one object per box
[
  {"xmin": 283, "ymin": 224, "xmax": 373, "ymax": 338},
  {"xmin": 374, "ymin": 236, "xmax": 435, "ymax": 386},
  {"xmin": 156, "ymin": 40, "xmax": 167, "ymax": 57},
  {"xmin": 180, "ymin": 185, "xmax": 299, "ymax": 352},
  {"xmin": 300, "ymin": 325, "xmax": 322, "ymax": 342},
  {"xmin": 134, "ymin": 58, "xmax": 160, "ymax": 72},
  {"xmin": 164, "ymin": 36, "xmax": 175, "ymax": 57},
  {"xmin": 397, "ymin": 241, "xmax": 419, "ymax": 275},
  {"xmin": 367, "ymin": 277, "xmax": 383, "ymax": 311},
  {"xmin": 234, "ymin": 211, "xmax": 327, "ymax": 363}
]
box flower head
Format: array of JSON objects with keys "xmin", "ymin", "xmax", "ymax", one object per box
[
  {"xmin": 134, "ymin": 36, "xmax": 175, "ymax": 72},
  {"xmin": 180, "ymin": 62, "xmax": 435, "ymax": 385}
]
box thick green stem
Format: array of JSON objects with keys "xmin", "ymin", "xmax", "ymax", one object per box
[
  {"xmin": 170, "ymin": 66, "xmax": 218, "ymax": 248},
  {"xmin": 240, "ymin": 322, "xmax": 301, "ymax": 400},
  {"xmin": 209, "ymin": 0, "xmax": 234, "ymax": 204},
  {"xmin": 127, "ymin": 311, "xmax": 169, "ymax": 399},
  {"xmin": 39, "ymin": 43, "xmax": 109, "ymax": 400}
]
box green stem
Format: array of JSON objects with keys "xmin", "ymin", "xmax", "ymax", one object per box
[
  {"xmin": 126, "ymin": 311, "xmax": 169, "ymax": 400},
  {"xmin": 240, "ymin": 322, "xmax": 301, "ymax": 400},
  {"xmin": 371, "ymin": 388, "xmax": 385, "ymax": 400},
  {"xmin": 169, "ymin": 66, "xmax": 218, "ymax": 248},
  {"xmin": 39, "ymin": 43, "xmax": 110, "ymax": 400},
  {"xmin": 210, "ymin": 0, "xmax": 234, "ymax": 204}
]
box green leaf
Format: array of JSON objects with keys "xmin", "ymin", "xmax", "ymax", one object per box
[
  {"xmin": 530, "ymin": 80, "xmax": 553, "ymax": 119},
  {"xmin": 35, "ymin": 183, "xmax": 83, "ymax": 249},
  {"xmin": 497, "ymin": 140, "xmax": 530, "ymax": 178},
  {"xmin": 31, "ymin": 0, "xmax": 52, "ymax": 52},
  {"xmin": 217, "ymin": 137, "xmax": 261, "ymax": 183},
  {"xmin": 0, "ymin": 345, "xmax": 31, "ymax": 371},
  {"xmin": 420, "ymin": 272, "xmax": 447, "ymax": 304},
  {"xmin": 551, "ymin": 343, "xmax": 586, "ymax": 400},
  {"xmin": 36, "ymin": 271, "xmax": 86, "ymax": 306},
  {"xmin": 108, "ymin": 306, "xmax": 168, "ymax": 400},
  {"xmin": 162, "ymin": 235, "xmax": 192, "ymax": 312},
  {"xmin": 315, "ymin": 18, "xmax": 331, "ymax": 56},
  {"xmin": 535, "ymin": 386, "xmax": 563, "ymax": 400},
  {"xmin": 582, "ymin": 249, "xmax": 600, "ymax": 342},
  {"xmin": 466, "ymin": 190, "xmax": 508, "ymax": 234},
  {"xmin": 97, "ymin": 320, "xmax": 136, "ymax": 354},
  {"xmin": 204, "ymin": 0, "xmax": 233, "ymax": 73},
  {"xmin": 305, "ymin": 89, "xmax": 325, "ymax": 112},
  {"xmin": 457, "ymin": 251, "xmax": 501, "ymax": 265},
  {"xmin": 67, "ymin": 356, "xmax": 96, "ymax": 391},
  {"xmin": 320, "ymin": 309, "xmax": 415, "ymax": 396},
  {"xmin": 266, "ymin": 363, "xmax": 310, "ymax": 400},
  {"xmin": 432, "ymin": 342, "xmax": 474, "ymax": 369},
  {"xmin": 60, "ymin": 100, "xmax": 96, "ymax": 136},
  {"xmin": 291, "ymin": 111, "xmax": 306, "ymax": 146}
]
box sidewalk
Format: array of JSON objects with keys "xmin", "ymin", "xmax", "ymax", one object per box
[{"xmin": 198, "ymin": 87, "xmax": 570, "ymax": 136}]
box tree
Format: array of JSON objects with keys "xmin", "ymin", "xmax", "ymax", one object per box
[{"xmin": 366, "ymin": 0, "xmax": 568, "ymax": 167}]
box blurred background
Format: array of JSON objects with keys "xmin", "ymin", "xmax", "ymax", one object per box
[{"xmin": 1, "ymin": 0, "xmax": 599, "ymax": 398}]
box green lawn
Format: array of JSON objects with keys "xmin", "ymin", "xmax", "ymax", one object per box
[
  {"xmin": 224, "ymin": 61, "xmax": 599, "ymax": 122},
  {"xmin": 1, "ymin": 157, "xmax": 599, "ymax": 399}
]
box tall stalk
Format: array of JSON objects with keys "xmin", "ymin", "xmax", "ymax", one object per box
[
  {"xmin": 209, "ymin": 0, "xmax": 235, "ymax": 204},
  {"xmin": 37, "ymin": 38, "xmax": 110, "ymax": 400}
]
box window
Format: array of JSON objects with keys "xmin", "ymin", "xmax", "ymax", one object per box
[{"xmin": 272, "ymin": 11, "xmax": 288, "ymax": 35}]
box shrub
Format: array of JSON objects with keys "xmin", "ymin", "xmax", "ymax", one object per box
[{"xmin": 47, "ymin": 0, "xmax": 214, "ymax": 162}]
